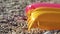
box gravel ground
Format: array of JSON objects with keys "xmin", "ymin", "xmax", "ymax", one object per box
[{"xmin": 0, "ymin": 0, "xmax": 60, "ymax": 34}]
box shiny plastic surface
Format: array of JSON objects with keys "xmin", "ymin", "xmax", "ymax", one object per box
[{"xmin": 25, "ymin": 3, "xmax": 60, "ymax": 31}]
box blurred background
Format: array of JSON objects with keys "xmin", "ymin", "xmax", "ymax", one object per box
[{"xmin": 0, "ymin": 0, "xmax": 60, "ymax": 34}]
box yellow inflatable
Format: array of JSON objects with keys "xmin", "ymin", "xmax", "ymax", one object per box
[{"xmin": 25, "ymin": 3, "xmax": 60, "ymax": 31}]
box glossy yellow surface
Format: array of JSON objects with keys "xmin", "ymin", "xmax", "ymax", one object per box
[{"xmin": 27, "ymin": 7, "xmax": 60, "ymax": 31}]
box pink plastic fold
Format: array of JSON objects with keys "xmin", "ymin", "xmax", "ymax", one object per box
[{"xmin": 25, "ymin": 2, "xmax": 60, "ymax": 14}]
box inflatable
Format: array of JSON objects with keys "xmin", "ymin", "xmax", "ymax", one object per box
[{"xmin": 25, "ymin": 3, "xmax": 60, "ymax": 31}]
